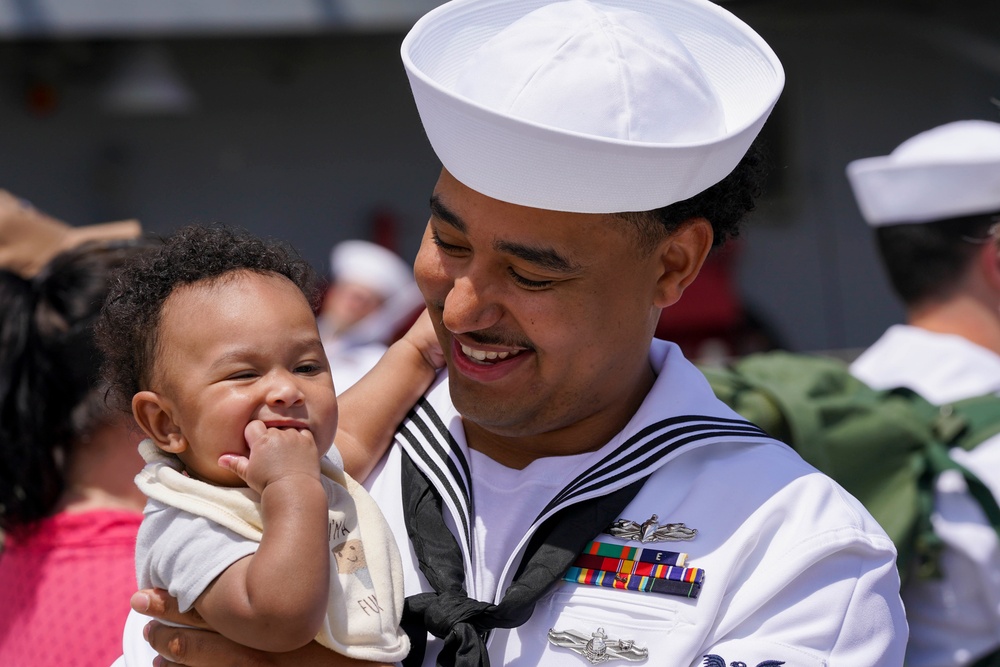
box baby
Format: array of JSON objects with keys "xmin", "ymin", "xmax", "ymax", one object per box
[{"xmin": 95, "ymin": 224, "xmax": 438, "ymax": 660}]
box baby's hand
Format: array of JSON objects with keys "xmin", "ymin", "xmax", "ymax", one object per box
[
  {"xmin": 400, "ymin": 308, "xmax": 445, "ymax": 372},
  {"xmin": 218, "ymin": 420, "xmax": 322, "ymax": 494}
]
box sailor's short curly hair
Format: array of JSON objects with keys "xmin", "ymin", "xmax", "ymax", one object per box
[
  {"xmin": 95, "ymin": 224, "xmax": 321, "ymax": 414},
  {"xmin": 615, "ymin": 137, "xmax": 770, "ymax": 251}
]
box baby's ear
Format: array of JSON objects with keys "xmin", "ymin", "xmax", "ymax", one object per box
[{"xmin": 132, "ymin": 390, "xmax": 187, "ymax": 454}]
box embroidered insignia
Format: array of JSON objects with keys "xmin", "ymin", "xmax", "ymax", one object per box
[
  {"xmin": 564, "ymin": 564, "xmax": 703, "ymax": 598},
  {"xmin": 702, "ymin": 655, "xmax": 785, "ymax": 667},
  {"xmin": 606, "ymin": 514, "xmax": 697, "ymax": 542},
  {"xmin": 548, "ymin": 627, "xmax": 648, "ymax": 664}
]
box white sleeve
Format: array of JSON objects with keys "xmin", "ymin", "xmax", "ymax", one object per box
[
  {"xmin": 136, "ymin": 500, "xmax": 258, "ymax": 612},
  {"xmin": 118, "ymin": 607, "xmax": 158, "ymax": 667},
  {"xmin": 699, "ymin": 529, "xmax": 908, "ymax": 666},
  {"xmin": 120, "ymin": 504, "xmax": 260, "ymax": 667}
]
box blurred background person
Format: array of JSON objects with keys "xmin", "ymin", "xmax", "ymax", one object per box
[
  {"xmin": 0, "ymin": 234, "xmax": 150, "ymax": 667},
  {"xmin": 0, "ymin": 188, "xmax": 140, "ymax": 279},
  {"xmin": 318, "ymin": 238, "xmax": 423, "ymax": 393},
  {"xmin": 847, "ymin": 119, "xmax": 1000, "ymax": 667}
]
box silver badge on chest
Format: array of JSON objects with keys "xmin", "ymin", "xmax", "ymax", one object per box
[
  {"xmin": 548, "ymin": 627, "xmax": 648, "ymax": 664},
  {"xmin": 605, "ymin": 514, "xmax": 697, "ymax": 542}
]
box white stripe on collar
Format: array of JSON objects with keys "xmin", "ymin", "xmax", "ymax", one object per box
[
  {"xmin": 394, "ymin": 340, "xmax": 782, "ymax": 570},
  {"xmin": 398, "ymin": 406, "xmax": 773, "ymax": 540}
]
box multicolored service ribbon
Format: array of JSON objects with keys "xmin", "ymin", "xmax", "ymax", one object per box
[
  {"xmin": 563, "ymin": 565, "xmax": 704, "ymax": 598},
  {"xmin": 563, "ymin": 540, "xmax": 705, "ymax": 598},
  {"xmin": 580, "ymin": 540, "xmax": 688, "ymax": 566}
]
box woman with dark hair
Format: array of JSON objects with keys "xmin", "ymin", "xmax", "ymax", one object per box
[{"xmin": 0, "ymin": 238, "xmax": 152, "ymax": 667}]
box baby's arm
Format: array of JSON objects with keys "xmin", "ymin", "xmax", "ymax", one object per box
[
  {"xmin": 336, "ymin": 308, "xmax": 443, "ymax": 481},
  {"xmin": 192, "ymin": 421, "xmax": 331, "ymax": 652}
]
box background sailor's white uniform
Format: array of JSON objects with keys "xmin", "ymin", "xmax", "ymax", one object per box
[
  {"xmin": 366, "ymin": 339, "xmax": 908, "ymax": 667},
  {"xmin": 852, "ymin": 324, "xmax": 1000, "ymax": 667}
]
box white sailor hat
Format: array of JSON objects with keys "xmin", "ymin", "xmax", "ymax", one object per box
[
  {"xmin": 846, "ymin": 120, "xmax": 1000, "ymax": 226},
  {"xmin": 401, "ymin": 0, "xmax": 784, "ymax": 214},
  {"xmin": 329, "ymin": 240, "xmax": 413, "ymax": 300}
]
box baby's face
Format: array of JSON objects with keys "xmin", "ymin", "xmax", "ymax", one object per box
[{"xmin": 151, "ymin": 270, "xmax": 338, "ymax": 485}]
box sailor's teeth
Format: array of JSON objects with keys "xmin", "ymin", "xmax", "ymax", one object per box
[{"xmin": 461, "ymin": 344, "xmax": 517, "ymax": 361}]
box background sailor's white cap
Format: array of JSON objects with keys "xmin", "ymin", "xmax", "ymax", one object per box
[
  {"xmin": 401, "ymin": 0, "xmax": 784, "ymax": 214},
  {"xmin": 846, "ymin": 120, "xmax": 1000, "ymax": 227},
  {"xmin": 329, "ymin": 239, "xmax": 413, "ymax": 299}
]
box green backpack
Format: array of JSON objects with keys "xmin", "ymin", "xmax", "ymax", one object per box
[{"xmin": 699, "ymin": 350, "xmax": 1000, "ymax": 585}]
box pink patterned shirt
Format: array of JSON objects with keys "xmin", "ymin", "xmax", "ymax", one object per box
[{"xmin": 0, "ymin": 509, "xmax": 142, "ymax": 667}]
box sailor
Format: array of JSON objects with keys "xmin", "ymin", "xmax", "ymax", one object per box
[
  {"xmin": 127, "ymin": 1, "xmax": 907, "ymax": 665},
  {"xmin": 848, "ymin": 119, "xmax": 1000, "ymax": 667}
]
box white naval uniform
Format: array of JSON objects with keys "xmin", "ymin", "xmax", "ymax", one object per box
[
  {"xmin": 366, "ymin": 339, "xmax": 907, "ymax": 667},
  {"xmin": 852, "ymin": 325, "xmax": 1000, "ymax": 667}
]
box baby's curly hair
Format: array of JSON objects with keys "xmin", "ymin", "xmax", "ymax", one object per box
[{"xmin": 95, "ymin": 224, "xmax": 321, "ymax": 415}]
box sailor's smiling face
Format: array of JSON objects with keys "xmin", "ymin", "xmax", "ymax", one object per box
[{"xmin": 413, "ymin": 169, "xmax": 676, "ymax": 463}]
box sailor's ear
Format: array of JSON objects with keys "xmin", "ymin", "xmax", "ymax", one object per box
[
  {"xmin": 652, "ymin": 217, "xmax": 714, "ymax": 309},
  {"xmin": 132, "ymin": 391, "xmax": 187, "ymax": 454}
]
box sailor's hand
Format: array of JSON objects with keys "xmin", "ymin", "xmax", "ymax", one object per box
[
  {"xmin": 134, "ymin": 589, "xmax": 384, "ymax": 666},
  {"xmin": 131, "ymin": 588, "xmax": 207, "ymax": 630}
]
